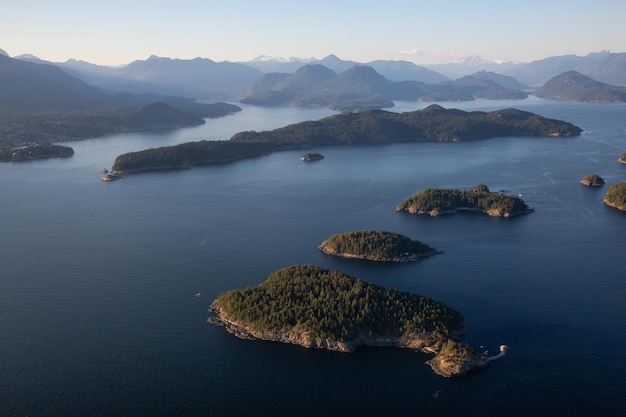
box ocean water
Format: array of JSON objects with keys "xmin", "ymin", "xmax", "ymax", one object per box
[{"xmin": 0, "ymin": 98, "xmax": 625, "ymax": 416}]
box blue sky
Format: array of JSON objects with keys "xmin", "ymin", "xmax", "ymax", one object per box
[{"xmin": 2, "ymin": 0, "xmax": 626, "ymax": 66}]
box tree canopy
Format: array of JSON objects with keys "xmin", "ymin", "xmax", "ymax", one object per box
[
  {"xmin": 318, "ymin": 230, "xmax": 436, "ymax": 261},
  {"xmin": 213, "ymin": 265, "xmax": 464, "ymax": 342},
  {"xmin": 604, "ymin": 183, "xmax": 626, "ymax": 211}
]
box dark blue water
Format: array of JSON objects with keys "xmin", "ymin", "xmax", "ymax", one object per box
[{"xmin": 1, "ymin": 98, "xmax": 625, "ymax": 416}]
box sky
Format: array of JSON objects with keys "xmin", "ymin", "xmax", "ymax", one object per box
[{"xmin": 2, "ymin": 0, "xmax": 626, "ymax": 66}]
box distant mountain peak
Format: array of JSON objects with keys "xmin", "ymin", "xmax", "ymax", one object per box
[
  {"xmin": 454, "ymin": 55, "xmax": 495, "ymax": 66},
  {"xmin": 250, "ymin": 54, "xmax": 314, "ymax": 63},
  {"xmin": 0, "ymin": 48, "xmax": 8, "ymax": 57},
  {"xmin": 15, "ymin": 53, "xmax": 44, "ymax": 62}
]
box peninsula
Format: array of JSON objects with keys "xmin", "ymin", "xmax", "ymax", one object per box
[
  {"xmin": 109, "ymin": 105, "xmax": 582, "ymax": 174},
  {"xmin": 208, "ymin": 265, "xmax": 487, "ymax": 377},
  {"xmin": 318, "ymin": 230, "xmax": 439, "ymax": 262},
  {"xmin": 604, "ymin": 183, "xmax": 626, "ymax": 211},
  {"xmin": 395, "ymin": 184, "xmax": 533, "ymax": 217},
  {"xmin": 0, "ymin": 142, "xmax": 74, "ymax": 162}
]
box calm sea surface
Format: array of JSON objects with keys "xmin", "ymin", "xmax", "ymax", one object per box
[{"xmin": 1, "ymin": 98, "xmax": 625, "ymax": 416}]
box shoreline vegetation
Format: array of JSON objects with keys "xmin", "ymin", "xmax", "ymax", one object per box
[
  {"xmin": 208, "ymin": 265, "xmax": 488, "ymax": 377},
  {"xmin": 395, "ymin": 184, "xmax": 533, "ymax": 217},
  {"xmin": 110, "ymin": 105, "xmax": 582, "ymax": 174},
  {"xmin": 603, "ymin": 183, "xmax": 626, "ymax": 211},
  {"xmin": 318, "ymin": 230, "xmax": 440, "ymax": 262}
]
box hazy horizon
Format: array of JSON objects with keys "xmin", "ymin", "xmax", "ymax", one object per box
[
  {"xmin": 3, "ymin": 0, "xmax": 626, "ymax": 67},
  {"xmin": 2, "ymin": 47, "xmax": 623, "ymax": 69}
]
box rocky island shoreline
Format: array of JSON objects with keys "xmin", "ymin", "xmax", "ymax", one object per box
[
  {"xmin": 317, "ymin": 230, "xmax": 440, "ymax": 263},
  {"xmin": 209, "ymin": 301, "xmax": 488, "ymax": 377},
  {"xmin": 208, "ymin": 265, "xmax": 493, "ymax": 378},
  {"xmin": 395, "ymin": 184, "xmax": 534, "ymax": 218},
  {"xmin": 318, "ymin": 247, "xmax": 441, "ymax": 262}
]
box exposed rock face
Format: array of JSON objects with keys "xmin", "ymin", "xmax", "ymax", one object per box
[
  {"xmin": 603, "ymin": 198, "xmax": 626, "ymax": 211},
  {"xmin": 208, "ymin": 302, "xmax": 488, "ymax": 377},
  {"xmin": 209, "ymin": 302, "xmax": 435, "ymax": 352},
  {"xmin": 398, "ymin": 206, "xmax": 533, "ymax": 218}
]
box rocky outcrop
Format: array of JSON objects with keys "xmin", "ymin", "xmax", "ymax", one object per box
[
  {"xmin": 580, "ymin": 173, "xmax": 605, "ymax": 187},
  {"xmin": 426, "ymin": 355, "xmax": 489, "ymax": 377}
]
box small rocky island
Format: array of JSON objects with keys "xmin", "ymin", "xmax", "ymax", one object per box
[
  {"xmin": 619, "ymin": 152, "xmax": 626, "ymax": 164},
  {"xmin": 0, "ymin": 143, "xmax": 74, "ymax": 162},
  {"xmin": 301, "ymin": 151, "xmax": 324, "ymax": 161},
  {"xmin": 580, "ymin": 173, "xmax": 605, "ymax": 187},
  {"xmin": 395, "ymin": 184, "xmax": 533, "ymax": 217},
  {"xmin": 318, "ymin": 230, "xmax": 439, "ymax": 262},
  {"xmin": 604, "ymin": 183, "xmax": 626, "ymax": 211},
  {"xmin": 209, "ymin": 265, "xmax": 488, "ymax": 377}
]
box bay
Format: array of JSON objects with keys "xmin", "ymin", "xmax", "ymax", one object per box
[{"xmin": 0, "ymin": 98, "xmax": 625, "ymax": 416}]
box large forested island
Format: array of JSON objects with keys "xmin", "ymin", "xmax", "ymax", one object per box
[
  {"xmin": 110, "ymin": 105, "xmax": 582, "ymax": 173},
  {"xmin": 209, "ymin": 265, "xmax": 487, "ymax": 377},
  {"xmin": 395, "ymin": 184, "xmax": 533, "ymax": 217},
  {"xmin": 318, "ymin": 230, "xmax": 439, "ymax": 262},
  {"xmin": 603, "ymin": 183, "xmax": 626, "ymax": 211}
]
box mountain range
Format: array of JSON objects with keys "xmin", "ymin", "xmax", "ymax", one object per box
[
  {"xmin": 2, "ymin": 47, "xmax": 626, "ymax": 149},
  {"xmin": 2, "ymin": 48, "xmax": 626, "ymax": 112},
  {"xmin": 0, "ymin": 54, "xmax": 241, "ymax": 146},
  {"xmin": 6, "ymin": 49, "xmax": 626, "ymax": 103},
  {"xmin": 241, "ymin": 64, "xmax": 528, "ymax": 109}
]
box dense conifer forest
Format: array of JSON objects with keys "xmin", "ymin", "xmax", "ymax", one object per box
[
  {"xmin": 604, "ymin": 183, "xmax": 626, "ymax": 211},
  {"xmin": 213, "ymin": 265, "xmax": 464, "ymax": 342},
  {"xmin": 318, "ymin": 230, "xmax": 437, "ymax": 261}
]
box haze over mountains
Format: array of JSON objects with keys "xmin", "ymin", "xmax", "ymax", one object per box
[
  {"xmin": 3, "ymin": 48, "xmax": 626, "ymax": 125},
  {"xmin": 6, "ymin": 49, "xmax": 626, "ymax": 103},
  {"xmin": 2, "ymin": 46, "xmax": 626, "ymax": 150}
]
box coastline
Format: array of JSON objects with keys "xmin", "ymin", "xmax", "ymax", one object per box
[
  {"xmin": 317, "ymin": 245, "xmax": 441, "ymax": 262},
  {"xmin": 603, "ymin": 198, "xmax": 626, "ymax": 211},
  {"xmin": 208, "ymin": 301, "xmax": 487, "ymax": 377},
  {"xmin": 395, "ymin": 205, "xmax": 534, "ymax": 218}
]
